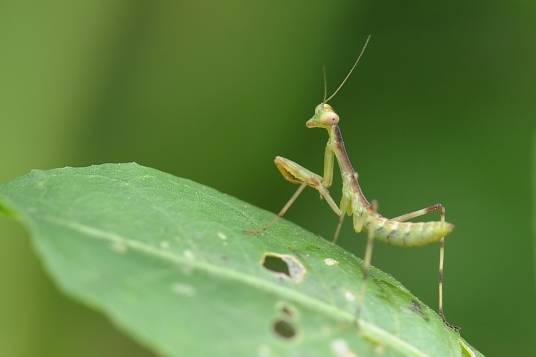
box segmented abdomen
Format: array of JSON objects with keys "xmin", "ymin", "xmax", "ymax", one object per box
[{"xmin": 354, "ymin": 207, "xmax": 454, "ymax": 247}]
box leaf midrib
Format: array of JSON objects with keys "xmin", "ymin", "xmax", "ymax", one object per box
[{"xmin": 39, "ymin": 214, "xmax": 428, "ymax": 357}]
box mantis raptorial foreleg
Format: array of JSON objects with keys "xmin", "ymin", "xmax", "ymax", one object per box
[
  {"xmin": 322, "ymin": 143, "xmax": 335, "ymax": 188},
  {"xmin": 273, "ymin": 156, "xmax": 341, "ymax": 216},
  {"xmin": 273, "ymin": 143, "xmax": 337, "ymax": 216},
  {"xmin": 247, "ymin": 141, "xmax": 338, "ymax": 235},
  {"xmin": 246, "ymin": 156, "xmax": 341, "ymax": 235}
]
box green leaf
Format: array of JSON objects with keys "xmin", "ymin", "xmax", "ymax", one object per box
[{"xmin": 0, "ymin": 163, "xmax": 483, "ymax": 357}]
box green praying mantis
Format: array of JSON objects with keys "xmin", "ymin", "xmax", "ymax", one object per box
[{"xmin": 251, "ymin": 35, "xmax": 456, "ymax": 327}]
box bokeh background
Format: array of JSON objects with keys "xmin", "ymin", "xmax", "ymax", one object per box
[{"xmin": 0, "ymin": 1, "xmax": 534, "ymax": 356}]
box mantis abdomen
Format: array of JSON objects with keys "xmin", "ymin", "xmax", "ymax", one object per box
[
  {"xmin": 353, "ymin": 205, "xmax": 454, "ymax": 247},
  {"xmin": 345, "ymin": 182, "xmax": 454, "ymax": 247}
]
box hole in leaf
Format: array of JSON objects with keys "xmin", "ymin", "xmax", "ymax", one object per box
[
  {"xmin": 273, "ymin": 319, "xmax": 296, "ymax": 339},
  {"xmin": 263, "ymin": 255, "xmax": 290, "ymax": 276},
  {"xmin": 261, "ymin": 253, "xmax": 306, "ymax": 283}
]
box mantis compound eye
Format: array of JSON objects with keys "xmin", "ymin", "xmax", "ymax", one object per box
[
  {"xmin": 330, "ymin": 114, "xmax": 339, "ymax": 124},
  {"xmin": 320, "ymin": 112, "xmax": 339, "ymax": 125}
]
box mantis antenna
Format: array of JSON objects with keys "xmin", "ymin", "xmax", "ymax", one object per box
[
  {"xmin": 324, "ymin": 34, "xmax": 371, "ymax": 103},
  {"xmin": 322, "ymin": 65, "xmax": 328, "ymax": 104}
]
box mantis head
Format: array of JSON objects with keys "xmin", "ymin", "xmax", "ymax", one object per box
[
  {"xmin": 306, "ymin": 103, "xmax": 340, "ymax": 128},
  {"xmin": 306, "ymin": 35, "xmax": 370, "ymax": 130}
]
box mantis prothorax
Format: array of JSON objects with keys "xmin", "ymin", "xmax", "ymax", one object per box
[{"xmin": 252, "ymin": 35, "xmax": 455, "ymax": 327}]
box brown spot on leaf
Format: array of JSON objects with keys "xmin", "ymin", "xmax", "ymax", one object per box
[{"xmin": 410, "ymin": 299, "xmax": 429, "ymax": 321}]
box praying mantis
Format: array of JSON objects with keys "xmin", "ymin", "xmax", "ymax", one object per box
[{"xmin": 252, "ymin": 35, "xmax": 455, "ymax": 327}]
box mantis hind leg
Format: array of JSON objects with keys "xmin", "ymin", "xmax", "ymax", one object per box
[{"xmin": 391, "ymin": 204, "xmax": 457, "ymax": 329}]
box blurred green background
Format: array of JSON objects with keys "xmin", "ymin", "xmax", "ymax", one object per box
[{"xmin": 0, "ymin": 1, "xmax": 534, "ymax": 356}]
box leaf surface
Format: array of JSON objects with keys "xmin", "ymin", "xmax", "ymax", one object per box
[{"xmin": 0, "ymin": 163, "xmax": 483, "ymax": 357}]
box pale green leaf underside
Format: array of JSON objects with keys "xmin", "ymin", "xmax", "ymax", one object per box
[{"xmin": 0, "ymin": 163, "xmax": 483, "ymax": 357}]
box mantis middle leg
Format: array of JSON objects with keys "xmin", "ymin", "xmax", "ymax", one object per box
[{"xmin": 355, "ymin": 200, "xmax": 379, "ymax": 324}]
